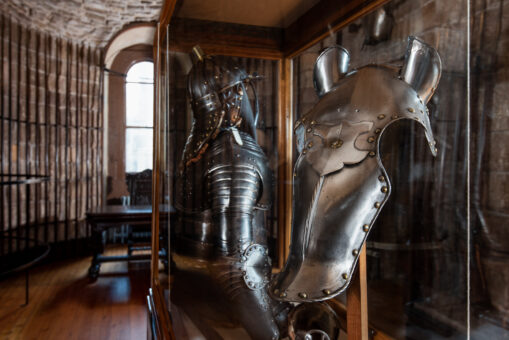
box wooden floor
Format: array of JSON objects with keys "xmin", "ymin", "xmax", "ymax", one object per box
[{"xmin": 0, "ymin": 246, "xmax": 150, "ymax": 340}]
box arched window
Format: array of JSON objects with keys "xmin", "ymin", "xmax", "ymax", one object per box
[{"xmin": 125, "ymin": 61, "xmax": 154, "ymax": 173}]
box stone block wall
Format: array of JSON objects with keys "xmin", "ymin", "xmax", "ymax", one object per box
[{"xmin": 0, "ymin": 15, "xmax": 103, "ymax": 253}]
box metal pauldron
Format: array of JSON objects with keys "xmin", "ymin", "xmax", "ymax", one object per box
[{"xmin": 270, "ymin": 36, "xmax": 441, "ymax": 303}]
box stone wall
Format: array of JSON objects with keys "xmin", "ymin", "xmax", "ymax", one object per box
[
  {"xmin": 0, "ymin": 0, "xmax": 163, "ymax": 47},
  {"xmin": 0, "ymin": 15, "xmax": 103, "ymax": 251}
]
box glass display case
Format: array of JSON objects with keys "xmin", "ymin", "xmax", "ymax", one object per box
[{"xmin": 149, "ymin": 0, "xmax": 509, "ymax": 339}]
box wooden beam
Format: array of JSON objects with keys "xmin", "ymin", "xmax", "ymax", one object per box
[
  {"xmin": 155, "ymin": 0, "xmax": 178, "ymax": 47},
  {"xmin": 168, "ymin": 18, "xmax": 283, "ymax": 60},
  {"xmin": 277, "ymin": 58, "xmax": 293, "ymax": 268},
  {"xmin": 347, "ymin": 243, "xmax": 369, "ymax": 340},
  {"xmin": 283, "ymin": 0, "xmax": 390, "ymax": 58}
]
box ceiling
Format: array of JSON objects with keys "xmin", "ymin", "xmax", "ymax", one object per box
[
  {"xmin": 0, "ymin": 0, "xmax": 164, "ymax": 47},
  {"xmin": 0, "ymin": 0, "xmax": 322, "ymax": 48},
  {"xmin": 175, "ymin": 0, "xmax": 320, "ymax": 28}
]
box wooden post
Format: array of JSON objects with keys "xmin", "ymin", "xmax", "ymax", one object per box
[{"xmin": 347, "ymin": 243, "xmax": 368, "ymax": 340}]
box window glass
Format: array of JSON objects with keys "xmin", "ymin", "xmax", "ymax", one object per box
[
  {"xmin": 125, "ymin": 128, "xmax": 153, "ymax": 172},
  {"xmin": 126, "ymin": 61, "xmax": 154, "ymax": 127},
  {"xmin": 125, "ymin": 61, "xmax": 154, "ymax": 172}
]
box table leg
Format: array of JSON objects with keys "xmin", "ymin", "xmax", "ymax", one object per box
[
  {"xmin": 88, "ymin": 223, "xmax": 104, "ymax": 280},
  {"xmin": 24, "ymin": 268, "xmax": 29, "ymax": 306}
]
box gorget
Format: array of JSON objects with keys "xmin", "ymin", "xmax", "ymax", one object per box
[{"xmin": 271, "ymin": 36, "xmax": 441, "ymax": 302}]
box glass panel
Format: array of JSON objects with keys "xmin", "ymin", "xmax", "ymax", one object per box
[
  {"xmin": 470, "ymin": 0, "xmax": 509, "ymax": 338},
  {"xmin": 150, "ymin": 0, "xmax": 502, "ymax": 338},
  {"xmin": 126, "ymin": 61, "xmax": 154, "ymax": 127},
  {"xmin": 125, "ymin": 128, "xmax": 153, "ymax": 172},
  {"xmin": 289, "ymin": 0, "xmax": 475, "ymax": 337},
  {"xmin": 160, "ymin": 25, "xmax": 282, "ymax": 338}
]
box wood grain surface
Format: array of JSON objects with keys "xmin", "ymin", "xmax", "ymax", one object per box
[{"xmin": 0, "ymin": 247, "xmax": 150, "ymax": 340}]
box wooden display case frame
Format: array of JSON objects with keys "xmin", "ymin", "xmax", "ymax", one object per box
[{"xmin": 150, "ymin": 1, "xmax": 392, "ymax": 339}]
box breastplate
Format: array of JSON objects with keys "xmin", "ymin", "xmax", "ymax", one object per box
[
  {"xmin": 175, "ymin": 130, "xmax": 270, "ymax": 257},
  {"xmin": 271, "ymin": 37, "xmax": 441, "ymax": 302}
]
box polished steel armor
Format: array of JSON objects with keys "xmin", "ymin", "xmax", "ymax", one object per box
[
  {"xmin": 271, "ymin": 36, "xmax": 441, "ymax": 303},
  {"xmin": 173, "ymin": 47, "xmax": 283, "ymax": 340}
]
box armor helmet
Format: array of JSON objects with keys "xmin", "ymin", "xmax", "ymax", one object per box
[{"xmin": 182, "ymin": 46, "xmax": 259, "ymax": 167}]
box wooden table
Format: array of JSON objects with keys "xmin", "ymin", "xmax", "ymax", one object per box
[{"xmin": 86, "ymin": 205, "xmax": 173, "ymax": 280}]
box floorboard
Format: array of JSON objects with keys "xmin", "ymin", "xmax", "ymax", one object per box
[{"xmin": 0, "ymin": 246, "xmax": 150, "ymax": 340}]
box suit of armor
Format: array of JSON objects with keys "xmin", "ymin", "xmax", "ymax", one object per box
[
  {"xmin": 271, "ymin": 37, "xmax": 441, "ymax": 303},
  {"xmin": 173, "ymin": 47, "xmax": 283, "ymax": 340}
]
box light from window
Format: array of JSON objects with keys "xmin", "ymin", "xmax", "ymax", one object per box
[{"xmin": 125, "ymin": 61, "xmax": 154, "ymax": 173}]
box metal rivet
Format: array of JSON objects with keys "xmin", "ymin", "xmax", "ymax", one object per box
[
  {"xmin": 375, "ymin": 128, "xmax": 381, "ymax": 134},
  {"xmin": 352, "ymin": 249, "xmax": 359, "ymax": 256},
  {"xmin": 377, "ymin": 114, "xmax": 385, "ymax": 120},
  {"xmin": 342, "ymin": 273, "xmax": 348, "ymax": 280},
  {"xmin": 355, "ymin": 109, "xmax": 360, "ymax": 112},
  {"xmin": 310, "ymin": 120, "xmax": 317, "ymax": 125},
  {"xmin": 307, "ymin": 141, "xmax": 313, "ymax": 148},
  {"xmin": 434, "ymin": 147, "xmax": 438, "ymax": 153},
  {"xmin": 306, "ymin": 127, "xmax": 312, "ymax": 133},
  {"xmin": 368, "ymin": 136, "xmax": 375, "ymax": 143},
  {"xmin": 302, "ymin": 149, "xmax": 307, "ymax": 155},
  {"xmin": 378, "ymin": 175, "xmax": 385, "ymax": 182},
  {"xmin": 298, "ymin": 292, "xmax": 308, "ymax": 299},
  {"xmin": 381, "ymin": 186, "xmax": 388, "ymax": 193},
  {"xmin": 302, "ymin": 117, "xmax": 307, "ymax": 122},
  {"xmin": 280, "ymin": 292, "xmax": 287, "ymax": 298},
  {"xmin": 369, "ymin": 151, "xmax": 376, "ymax": 157},
  {"xmin": 407, "ymin": 107, "xmax": 415, "ymax": 113},
  {"xmin": 363, "ymin": 224, "xmax": 369, "ymax": 232},
  {"xmin": 203, "ymin": 80, "xmax": 208, "ymax": 85},
  {"xmin": 392, "ymin": 115, "xmax": 399, "ymax": 120},
  {"xmin": 374, "ymin": 202, "xmax": 381, "ymax": 209},
  {"xmin": 330, "ymin": 139, "xmax": 343, "ymax": 149},
  {"xmin": 323, "ymin": 289, "xmax": 331, "ymax": 295},
  {"xmin": 273, "ymin": 289, "xmax": 279, "ymax": 295}
]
